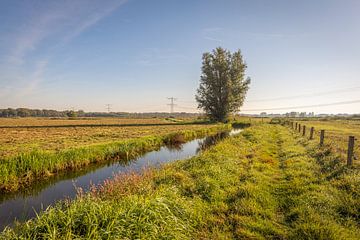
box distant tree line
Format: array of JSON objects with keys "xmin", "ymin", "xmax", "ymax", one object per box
[
  {"xmin": 0, "ymin": 108, "xmax": 202, "ymax": 118},
  {"xmin": 0, "ymin": 108, "xmax": 83, "ymax": 118}
]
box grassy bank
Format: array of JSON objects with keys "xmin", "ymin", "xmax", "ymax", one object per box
[
  {"xmin": 2, "ymin": 124, "xmax": 359, "ymax": 239},
  {"xmin": 0, "ymin": 124, "xmax": 230, "ymax": 192}
]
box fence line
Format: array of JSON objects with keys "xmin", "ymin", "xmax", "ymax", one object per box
[{"xmin": 287, "ymin": 121, "xmax": 358, "ymax": 166}]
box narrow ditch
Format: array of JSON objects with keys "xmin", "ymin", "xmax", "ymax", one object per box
[{"xmin": 0, "ymin": 127, "xmax": 244, "ymax": 230}]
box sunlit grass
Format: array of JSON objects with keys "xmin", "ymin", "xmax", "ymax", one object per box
[
  {"xmin": 2, "ymin": 124, "xmax": 359, "ymax": 239},
  {"xmin": 0, "ymin": 124, "xmax": 230, "ymax": 192},
  {"xmin": 0, "ymin": 118, "xmax": 218, "ymax": 158},
  {"xmin": 294, "ymin": 119, "xmax": 360, "ymax": 164}
]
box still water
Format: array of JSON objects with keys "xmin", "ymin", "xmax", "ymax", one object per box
[{"xmin": 0, "ymin": 128, "xmax": 242, "ymax": 229}]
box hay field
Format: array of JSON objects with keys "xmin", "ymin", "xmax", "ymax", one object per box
[{"xmin": 0, "ymin": 118, "xmax": 213, "ymax": 158}]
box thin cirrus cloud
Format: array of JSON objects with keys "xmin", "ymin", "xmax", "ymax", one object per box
[
  {"xmin": 203, "ymin": 36, "xmax": 223, "ymax": 43},
  {"xmin": 201, "ymin": 27, "xmax": 306, "ymax": 44},
  {"xmin": 3, "ymin": 0, "xmax": 128, "ymax": 98},
  {"xmin": 16, "ymin": 60, "xmax": 48, "ymax": 97},
  {"xmin": 202, "ymin": 27, "xmax": 224, "ymax": 42},
  {"xmin": 136, "ymin": 48, "xmax": 188, "ymax": 66}
]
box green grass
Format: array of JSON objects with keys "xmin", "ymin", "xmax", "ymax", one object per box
[
  {"xmin": 2, "ymin": 124, "xmax": 359, "ymax": 239},
  {"xmin": 294, "ymin": 119, "xmax": 360, "ymax": 161},
  {"xmin": 0, "ymin": 124, "xmax": 231, "ymax": 193}
]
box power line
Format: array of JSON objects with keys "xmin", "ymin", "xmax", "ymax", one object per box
[
  {"xmin": 167, "ymin": 97, "xmax": 177, "ymax": 114},
  {"xmin": 247, "ymin": 86, "xmax": 360, "ymax": 103},
  {"xmin": 176, "ymin": 86, "xmax": 360, "ymax": 104},
  {"xmin": 241, "ymin": 99, "xmax": 360, "ymax": 112}
]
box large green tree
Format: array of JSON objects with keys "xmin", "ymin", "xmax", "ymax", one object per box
[{"xmin": 196, "ymin": 47, "xmax": 251, "ymax": 122}]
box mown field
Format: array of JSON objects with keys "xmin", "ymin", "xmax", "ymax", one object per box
[
  {"xmin": 0, "ymin": 118, "xmax": 209, "ymax": 158},
  {"xmin": 0, "ymin": 117, "xmax": 172, "ymax": 127},
  {"xmin": 0, "ymin": 117, "xmax": 230, "ymax": 192},
  {"xmin": 2, "ymin": 123, "xmax": 359, "ymax": 239},
  {"xmin": 295, "ymin": 119, "xmax": 360, "ymax": 162}
]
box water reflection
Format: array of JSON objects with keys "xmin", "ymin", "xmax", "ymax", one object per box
[
  {"xmin": 165, "ymin": 142, "xmax": 184, "ymax": 152},
  {"xmin": 197, "ymin": 131, "xmax": 230, "ymax": 153},
  {"xmin": 0, "ymin": 128, "xmax": 243, "ymax": 230}
]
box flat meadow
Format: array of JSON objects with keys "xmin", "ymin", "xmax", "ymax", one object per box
[
  {"xmin": 0, "ymin": 117, "xmax": 169, "ymax": 126},
  {"xmin": 0, "ymin": 117, "xmax": 214, "ymax": 158},
  {"xmin": 295, "ymin": 118, "xmax": 360, "ymax": 162},
  {"xmin": 0, "ymin": 117, "xmax": 228, "ymax": 192}
]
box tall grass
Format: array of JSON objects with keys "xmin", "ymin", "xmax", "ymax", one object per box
[
  {"xmin": 0, "ymin": 124, "xmax": 230, "ymax": 192},
  {"xmin": 2, "ymin": 124, "xmax": 359, "ymax": 239}
]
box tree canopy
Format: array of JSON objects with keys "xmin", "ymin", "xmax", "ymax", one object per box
[{"xmin": 196, "ymin": 47, "xmax": 251, "ymax": 122}]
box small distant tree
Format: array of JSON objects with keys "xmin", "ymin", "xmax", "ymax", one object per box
[
  {"xmin": 77, "ymin": 110, "xmax": 85, "ymax": 117},
  {"xmin": 66, "ymin": 110, "xmax": 77, "ymax": 118},
  {"xmin": 196, "ymin": 47, "xmax": 250, "ymax": 122}
]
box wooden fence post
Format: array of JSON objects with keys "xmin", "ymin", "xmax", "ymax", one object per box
[
  {"xmin": 295, "ymin": 122, "xmax": 298, "ymax": 130},
  {"xmin": 298, "ymin": 124, "xmax": 301, "ymax": 133},
  {"xmin": 320, "ymin": 130, "xmax": 325, "ymax": 146},
  {"xmin": 347, "ymin": 136, "xmax": 355, "ymax": 166},
  {"xmin": 310, "ymin": 127, "xmax": 314, "ymax": 140},
  {"xmin": 291, "ymin": 122, "xmax": 294, "ymax": 129},
  {"xmin": 302, "ymin": 125, "xmax": 306, "ymax": 136}
]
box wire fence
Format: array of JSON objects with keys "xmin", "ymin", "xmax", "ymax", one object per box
[{"xmin": 287, "ymin": 121, "xmax": 359, "ymax": 166}]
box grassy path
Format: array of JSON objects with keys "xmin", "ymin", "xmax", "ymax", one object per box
[
  {"xmin": 274, "ymin": 127, "xmax": 359, "ymax": 239},
  {"xmin": 234, "ymin": 124, "xmax": 360, "ymax": 239},
  {"xmin": 2, "ymin": 124, "xmax": 359, "ymax": 239},
  {"xmin": 198, "ymin": 124, "xmax": 360, "ymax": 239}
]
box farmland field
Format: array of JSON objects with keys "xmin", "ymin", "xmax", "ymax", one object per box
[
  {"xmin": 0, "ymin": 118, "xmax": 213, "ymax": 158},
  {"xmin": 0, "ymin": 117, "xmax": 171, "ymax": 127},
  {"xmin": 294, "ymin": 119, "xmax": 360, "ymax": 162},
  {"xmin": 2, "ymin": 123, "xmax": 359, "ymax": 239},
  {"xmin": 0, "ymin": 117, "xmax": 230, "ymax": 192}
]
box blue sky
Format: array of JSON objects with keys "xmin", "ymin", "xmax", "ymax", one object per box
[{"xmin": 0, "ymin": 0, "xmax": 359, "ymax": 114}]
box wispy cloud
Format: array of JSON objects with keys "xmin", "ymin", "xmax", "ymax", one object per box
[
  {"xmin": 62, "ymin": 0, "xmax": 128, "ymax": 43},
  {"xmin": 201, "ymin": 27, "xmax": 308, "ymax": 43},
  {"xmin": 202, "ymin": 27, "xmax": 223, "ymax": 33},
  {"xmin": 203, "ymin": 36, "xmax": 223, "ymax": 42},
  {"xmin": 8, "ymin": 0, "xmax": 127, "ymax": 65},
  {"xmin": 8, "ymin": 13, "xmax": 59, "ymax": 65},
  {"xmin": 17, "ymin": 60, "xmax": 48, "ymax": 97},
  {"xmin": 202, "ymin": 27, "xmax": 224, "ymax": 42},
  {"xmin": 136, "ymin": 48, "xmax": 187, "ymax": 66},
  {"xmin": 2, "ymin": 0, "xmax": 128, "ymax": 98},
  {"xmin": 243, "ymin": 31, "xmax": 307, "ymax": 39}
]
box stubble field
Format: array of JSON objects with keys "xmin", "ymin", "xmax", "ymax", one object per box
[{"xmin": 0, "ymin": 117, "xmax": 212, "ymax": 158}]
